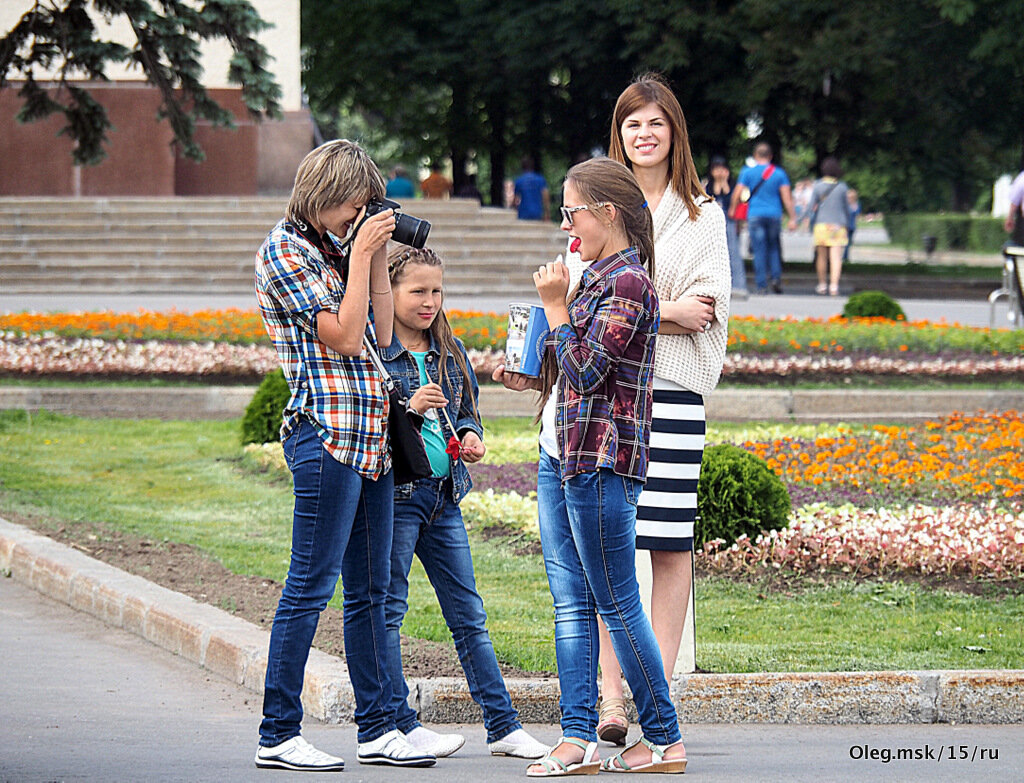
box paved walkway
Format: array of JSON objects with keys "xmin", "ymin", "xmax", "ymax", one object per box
[
  {"xmin": 7, "ymin": 580, "xmax": 1020, "ymax": 783},
  {"xmin": 3, "ymin": 522, "xmax": 1023, "ymax": 783}
]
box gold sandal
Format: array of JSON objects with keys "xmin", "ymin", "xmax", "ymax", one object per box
[{"xmin": 596, "ymin": 697, "xmax": 628, "ymax": 746}]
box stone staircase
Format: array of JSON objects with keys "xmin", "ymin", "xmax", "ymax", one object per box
[{"xmin": 0, "ymin": 197, "xmax": 567, "ymax": 296}]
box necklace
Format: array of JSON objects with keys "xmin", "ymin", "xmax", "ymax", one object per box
[{"xmin": 403, "ymin": 334, "xmax": 429, "ymax": 352}]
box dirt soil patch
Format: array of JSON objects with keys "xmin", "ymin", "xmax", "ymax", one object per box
[
  {"xmin": 9, "ymin": 510, "xmax": 1016, "ymax": 682},
  {"xmin": 5, "ymin": 510, "xmax": 543, "ymax": 680}
]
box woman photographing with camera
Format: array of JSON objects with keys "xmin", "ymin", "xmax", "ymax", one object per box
[{"xmin": 254, "ymin": 139, "xmax": 436, "ymax": 772}]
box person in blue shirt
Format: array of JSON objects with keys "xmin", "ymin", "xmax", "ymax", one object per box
[
  {"xmin": 385, "ymin": 165, "xmax": 416, "ymax": 199},
  {"xmin": 730, "ymin": 142, "xmax": 797, "ymax": 294},
  {"xmin": 513, "ymin": 156, "xmax": 550, "ymax": 221}
]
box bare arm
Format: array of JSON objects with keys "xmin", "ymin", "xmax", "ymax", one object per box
[
  {"xmin": 368, "ymin": 245, "xmax": 393, "ymax": 347},
  {"xmin": 315, "ymin": 210, "xmax": 395, "ymax": 355},
  {"xmin": 780, "ymin": 185, "xmax": 798, "ymax": 230}
]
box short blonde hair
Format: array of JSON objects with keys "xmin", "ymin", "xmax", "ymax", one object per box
[{"xmin": 286, "ymin": 140, "xmax": 386, "ymax": 224}]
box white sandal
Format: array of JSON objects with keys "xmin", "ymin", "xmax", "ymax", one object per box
[
  {"xmin": 526, "ymin": 736, "xmax": 600, "ymax": 777},
  {"xmin": 600, "ymin": 735, "xmax": 687, "ymax": 774}
]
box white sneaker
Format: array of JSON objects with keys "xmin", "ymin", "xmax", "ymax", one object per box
[
  {"xmin": 254, "ymin": 735, "xmax": 345, "ymax": 771},
  {"xmin": 488, "ymin": 728, "xmax": 550, "ymax": 759},
  {"xmin": 357, "ymin": 729, "xmax": 436, "ymax": 767},
  {"xmin": 404, "ymin": 725, "xmax": 466, "ymax": 758}
]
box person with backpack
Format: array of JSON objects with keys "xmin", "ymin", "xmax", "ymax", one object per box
[{"xmin": 730, "ymin": 142, "xmax": 797, "ymax": 294}]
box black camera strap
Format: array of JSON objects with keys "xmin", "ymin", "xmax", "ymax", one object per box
[{"xmin": 292, "ymin": 215, "xmax": 349, "ymax": 275}]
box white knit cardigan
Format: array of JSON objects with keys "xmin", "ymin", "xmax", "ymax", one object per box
[
  {"xmin": 649, "ymin": 187, "xmax": 731, "ymax": 395},
  {"xmin": 563, "ymin": 187, "xmax": 731, "ymax": 396}
]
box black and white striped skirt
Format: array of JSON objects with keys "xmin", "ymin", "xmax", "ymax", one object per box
[{"xmin": 635, "ymin": 379, "xmax": 705, "ymax": 552}]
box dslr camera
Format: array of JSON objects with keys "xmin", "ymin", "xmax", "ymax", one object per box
[{"xmin": 364, "ymin": 197, "xmax": 430, "ymax": 249}]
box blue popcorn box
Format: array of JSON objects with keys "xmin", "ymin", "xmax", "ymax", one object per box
[{"xmin": 505, "ymin": 303, "xmax": 550, "ymax": 377}]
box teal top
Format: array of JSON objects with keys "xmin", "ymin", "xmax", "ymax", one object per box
[{"xmin": 410, "ymin": 350, "xmax": 451, "ymax": 477}]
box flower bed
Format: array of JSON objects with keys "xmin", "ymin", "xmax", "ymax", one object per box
[
  {"xmin": 0, "ymin": 309, "xmax": 267, "ymax": 344},
  {"xmin": 701, "ymin": 503, "xmax": 1024, "ymax": 579},
  {"xmin": 3, "ymin": 309, "xmax": 1022, "ymax": 383},
  {"xmin": 6, "ymin": 334, "xmax": 1024, "ymax": 385},
  {"xmin": 0, "ymin": 334, "xmax": 278, "ymax": 380},
  {"xmin": 243, "ymin": 412, "xmax": 1024, "ymax": 580},
  {"xmin": 3, "ymin": 309, "xmax": 1022, "ymax": 353}
]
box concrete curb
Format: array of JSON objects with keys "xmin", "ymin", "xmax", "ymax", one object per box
[
  {"xmin": 3, "ymin": 386, "xmax": 1024, "ymax": 422},
  {"xmin": 3, "ymin": 517, "xmax": 1022, "ymax": 725}
]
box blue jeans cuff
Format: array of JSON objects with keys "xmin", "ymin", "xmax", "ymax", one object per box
[{"xmin": 487, "ymin": 720, "xmax": 524, "ymax": 744}]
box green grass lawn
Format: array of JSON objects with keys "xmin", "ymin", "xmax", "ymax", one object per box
[{"xmin": 1, "ymin": 410, "xmax": 1021, "ymax": 673}]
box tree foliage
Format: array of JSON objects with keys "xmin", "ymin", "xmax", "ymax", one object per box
[
  {"xmin": 302, "ymin": 0, "xmax": 1016, "ymax": 211},
  {"xmin": 0, "ymin": 0, "xmax": 283, "ymax": 165}
]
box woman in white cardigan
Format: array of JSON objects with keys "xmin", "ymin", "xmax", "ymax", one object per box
[{"xmin": 594, "ymin": 73, "xmax": 731, "ymax": 756}]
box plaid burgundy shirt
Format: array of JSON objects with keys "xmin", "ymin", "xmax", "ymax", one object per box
[
  {"xmin": 255, "ymin": 217, "xmax": 390, "ymax": 479},
  {"xmin": 552, "ymin": 247, "xmax": 659, "ymax": 481}
]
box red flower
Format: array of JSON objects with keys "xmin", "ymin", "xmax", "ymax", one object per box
[{"xmin": 446, "ymin": 436, "xmax": 462, "ymax": 460}]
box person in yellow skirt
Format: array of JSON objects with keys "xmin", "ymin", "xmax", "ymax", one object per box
[{"xmin": 807, "ymin": 156, "xmax": 852, "ymax": 296}]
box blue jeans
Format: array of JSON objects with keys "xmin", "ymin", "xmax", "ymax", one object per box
[
  {"xmin": 726, "ymin": 218, "xmax": 746, "ymax": 291},
  {"xmin": 260, "ymin": 419, "xmax": 396, "ymax": 746},
  {"xmin": 748, "ymin": 215, "xmax": 783, "ymax": 289},
  {"xmin": 536, "ymin": 451, "xmax": 681, "ymax": 745},
  {"xmin": 385, "ymin": 476, "xmax": 521, "ymax": 743}
]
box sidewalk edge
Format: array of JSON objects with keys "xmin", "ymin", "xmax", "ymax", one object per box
[{"xmin": 3, "ymin": 517, "xmax": 1022, "ymax": 725}]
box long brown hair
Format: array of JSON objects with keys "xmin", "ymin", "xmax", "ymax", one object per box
[
  {"xmin": 387, "ymin": 246, "xmax": 480, "ymax": 423},
  {"xmin": 565, "ymin": 157, "xmax": 655, "ymax": 280},
  {"xmin": 534, "ymin": 156, "xmax": 655, "ymax": 417},
  {"xmin": 608, "ymin": 72, "xmax": 707, "ymax": 221}
]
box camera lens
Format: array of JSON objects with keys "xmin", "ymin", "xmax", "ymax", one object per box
[
  {"xmin": 393, "ymin": 213, "xmax": 431, "ymax": 249},
  {"xmin": 362, "ymin": 197, "xmax": 430, "ymax": 248}
]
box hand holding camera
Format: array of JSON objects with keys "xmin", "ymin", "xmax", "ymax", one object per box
[
  {"xmin": 350, "ymin": 204, "xmax": 395, "ymax": 265},
  {"xmin": 365, "ymin": 197, "xmax": 431, "ymax": 247}
]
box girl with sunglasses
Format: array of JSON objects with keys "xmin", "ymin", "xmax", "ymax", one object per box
[{"xmin": 496, "ymin": 156, "xmax": 686, "ymax": 776}]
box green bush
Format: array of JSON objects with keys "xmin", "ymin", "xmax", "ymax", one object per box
[
  {"xmin": 696, "ymin": 444, "xmax": 791, "ymax": 551},
  {"xmin": 842, "ymin": 290, "xmax": 906, "ymax": 321},
  {"xmin": 241, "ymin": 369, "xmax": 290, "ymax": 445},
  {"xmin": 883, "ymin": 213, "xmax": 1005, "ymax": 253}
]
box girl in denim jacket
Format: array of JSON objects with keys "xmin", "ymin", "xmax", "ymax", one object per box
[{"xmin": 379, "ymin": 246, "xmax": 548, "ymax": 762}]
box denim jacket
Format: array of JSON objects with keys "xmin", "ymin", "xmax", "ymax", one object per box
[{"xmin": 380, "ymin": 331, "xmax": 482, "ymax": 504}]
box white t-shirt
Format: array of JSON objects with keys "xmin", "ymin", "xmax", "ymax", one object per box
[
  {"xmin": 538, "ymin": 238, "xmax": 583, "ymax": 461},
  {"xmin": 539, "ymin": 391, "xmax": 558, "ymax": 459}
]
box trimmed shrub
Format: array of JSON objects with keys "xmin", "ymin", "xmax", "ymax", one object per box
[
  {"xmin": 241, "ymin": 369, "xmax": 290, "ymax": 445},
  {"xmin": 842, "ymin": 290, "xmax": 906, "ymax": 321},
  {"xmin": 696, "ymin": 444, "xmax": 791, "ymax": 551}
]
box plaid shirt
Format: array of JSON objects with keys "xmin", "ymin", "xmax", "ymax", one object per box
[
  {"xmin": 552, "ymin": 247, "xmax": 659, "ymax": 481},
  {"xmin": 255, "ymin": 218, "xmax": 390, "ymax": 479}
]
